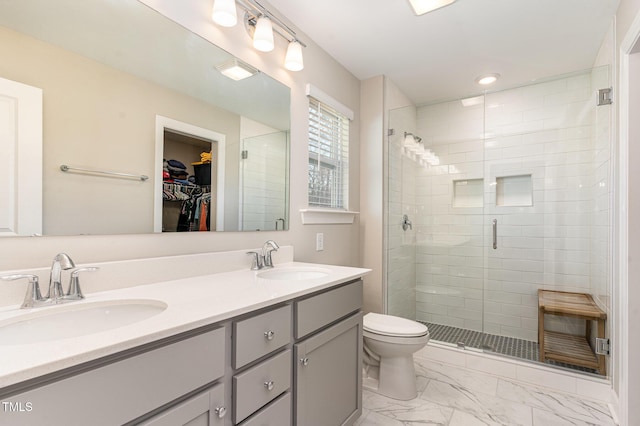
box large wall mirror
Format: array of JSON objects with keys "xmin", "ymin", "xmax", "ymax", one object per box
[{"xmin": 0, "ymin": 0, "xmax": 290, "ymax": 235}]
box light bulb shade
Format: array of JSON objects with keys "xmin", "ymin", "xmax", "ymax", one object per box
[
  {"xmin": 253, "ymin": 16, "xmax": 274, "ymax": 52},
  {"xmin": 285, "ymin": 41, "xmax": 304, "ymax": 71},
  {"xmin": 212, "ymin": 0, "xmax": 237, "ymax": 27}
]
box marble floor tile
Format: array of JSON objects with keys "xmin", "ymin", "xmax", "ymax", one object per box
[
  {"xmin": 448, "ymin": 409, "xmax": 504, "ymax": 426},
  {"xmin": 497, "ymin": 379, "xmax": 614, "ymax": 425},
  {"xmin": 414, "ymin": 357, "xmax": 499, "ymax": 396},
  {"xmin": 420, "ymin": 380, "xmax": 533, "ymax": 426},
  {"xmin": 532, "ymin": 407, "xmax": 609, "ymax": 426},
  {"xmin": 359, "ymin": 363, "xmax": 616, "ymax": 426},
  {"xmin": 361, "ymin": 390, "xmax": 453, "ymax": 425}
]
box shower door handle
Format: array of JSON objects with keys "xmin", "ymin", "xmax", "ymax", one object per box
[{"xmin": 492, "ymin": 219, "xmax": 497, "ymax": 249}]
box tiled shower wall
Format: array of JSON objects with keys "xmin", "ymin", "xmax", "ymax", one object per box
[{"xmin": 387, "ymin": 68, "xmax": 611, "ymax": 342}]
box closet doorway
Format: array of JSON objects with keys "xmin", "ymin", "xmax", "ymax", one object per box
[{"xmin": 153, "ymin": 116, "xmax": 226, "ymax": 232}]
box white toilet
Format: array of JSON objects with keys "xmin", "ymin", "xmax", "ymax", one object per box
[{"xmin": 362, "ymin": 312, "xmax": 430, "ymax": 400}]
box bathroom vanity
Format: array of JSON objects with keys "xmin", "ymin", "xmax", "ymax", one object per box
[{"xmin": 0, "ymin": 252, "xmax": 369, "ymax": 426}]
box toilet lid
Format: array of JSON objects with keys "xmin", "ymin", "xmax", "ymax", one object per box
[{"xmin": 363, "ymin": 313, "xmax": 429, "ymax": 337}]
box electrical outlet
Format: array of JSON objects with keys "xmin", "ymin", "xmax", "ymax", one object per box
[{"xmin": 316, "ymin": 233, "xmax": 324, "ymax": 251}]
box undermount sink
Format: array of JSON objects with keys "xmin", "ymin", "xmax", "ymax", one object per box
[
  {"xmin": 0, "ymin": 299, "xmax": 167, "ymax": 345},
  {"xmin": 257, "ymin": 267, "xmax": 330, "ymax": 281}
]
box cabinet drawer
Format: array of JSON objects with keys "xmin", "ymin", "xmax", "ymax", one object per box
[
  {"xmin": 1, "ymin": 327, "xmax": 226, "ymax": 426},
  {"xmin": 239, "ymin": 392, "xmax": 291, "ymax": 426},
  {"xmin": 140, "ymin": 383, "xmax": 226, "ymax": 426},
  {"xmin": 295, "ymin": 280, "xmax": 362, "ymax": 339},
  {"xmin": 234, "ymin": 304, "xmax": 292, "ymax": 369},
  {"xmin": 233, "ymin": 349, "xmax": 291, "ymax": 423}
]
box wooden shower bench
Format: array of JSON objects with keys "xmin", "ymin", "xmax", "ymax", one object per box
[{"xmin": 538, "ymin": 289, "xmax": 607, "ymax": 375}]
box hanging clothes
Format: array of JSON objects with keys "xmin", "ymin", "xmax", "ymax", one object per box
[{"xmin": 199, "ymin": 201, "xmax": 208, "ymax": 232}]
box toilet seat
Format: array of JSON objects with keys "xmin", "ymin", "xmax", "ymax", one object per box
[{"xmin": 363, "ymin": 313, "xmax": 429, "ymax": 337}]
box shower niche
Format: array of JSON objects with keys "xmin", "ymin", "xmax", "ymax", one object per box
[
  {"xmin": 386, "ymin": 66, "xmax": 612, "ymax": 376},
  {"xmin": 452, "ymin": 179, "xmax": 483, "ymax": 208},
  {"xmin": 495, "ymin": 174, "xmax": 533, "ymax": 207}
]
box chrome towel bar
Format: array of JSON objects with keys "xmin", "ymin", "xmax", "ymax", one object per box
[{"xmin": 60, "ymin": 164, "xmax": 149, "ymax": 181}]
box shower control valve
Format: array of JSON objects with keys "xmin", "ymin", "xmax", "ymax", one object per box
[{"xmin": 402, "ymin": 214, "xmax": 413, "ymax": 231}]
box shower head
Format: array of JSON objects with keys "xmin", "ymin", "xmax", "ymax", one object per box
[{"xmin": 404, "ymin": 132, "xmax": 422, "ymax": 144}]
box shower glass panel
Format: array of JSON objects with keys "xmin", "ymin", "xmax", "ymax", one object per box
[
  {"xmin": 240, "ymin": 131, "xmax": 289, "ymax": 231},
  {"xmin": 386, "ymin": 66, "xmax": 612, "ymax": 373}
]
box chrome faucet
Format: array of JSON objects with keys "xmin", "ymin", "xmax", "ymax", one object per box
[
  {"xmin": 247, "ymin": 240, "xmax": 280, "ymax": 270},
  {"xmin": 47, "ymin": 253, "xmax": 75, "ymax": 302},
  {"xmin": 262, "ymin": 240, "xmax": 280, "ymax": 268},
  {"xmin": 0, "ymin": 253, "xmax": 99, "ymax": 308}
]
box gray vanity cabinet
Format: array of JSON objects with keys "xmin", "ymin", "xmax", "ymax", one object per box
[
  {"xmin": 0, "ymin": 278, "xmax": 364, "ymax": 426},
  {"xmin": 294, "ymin": 280, "xmax": 363, "ymax": 426}
]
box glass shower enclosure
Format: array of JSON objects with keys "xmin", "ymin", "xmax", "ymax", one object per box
[{"xmin": 386, "ymin": 66, "xmax": 612, "ymax": 373}]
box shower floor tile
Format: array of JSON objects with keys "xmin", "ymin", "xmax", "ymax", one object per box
[{"xmin": 422, "ymin": 322, "xmax": 598, "ymax": 374}]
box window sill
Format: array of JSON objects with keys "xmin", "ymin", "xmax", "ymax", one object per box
[{"xmin": 300, "ymin": 209, "xmax": 359, "ymax": 225}]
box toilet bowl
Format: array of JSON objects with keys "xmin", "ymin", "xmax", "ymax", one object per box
[{"xmin": 362, "ymin": 313, "xmax": 429, "ymax": 400}]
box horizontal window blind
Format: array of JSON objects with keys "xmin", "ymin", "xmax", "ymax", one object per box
[{"xmin": 308, "ymin": 96, "xmax": 349, "ymax": 209}]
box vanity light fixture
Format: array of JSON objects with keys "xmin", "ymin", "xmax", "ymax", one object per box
[
  {"xmin": 216, "ymin": 57, "xmax": 258, "ymax": 81},
  {"xmin": 476, "ymin": 73, "xmax": 500, "ymax": 85},
  {"xmin": 211, "ymin": 0, "xmax": 306, "ymax": 71},
  {"xmin": 211, "ymin": 0, "xmax": 237, "ymax": 27},
  {"xmin": 408, "ymin": 0, "xmax": 457, "ymax": 15}
]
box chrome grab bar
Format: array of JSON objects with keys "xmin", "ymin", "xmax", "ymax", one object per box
[{"xmin": 492, "ymin": 219, "xmax": 497, "ymax": 250}]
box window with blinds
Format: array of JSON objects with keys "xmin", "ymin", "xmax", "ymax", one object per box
[{"xmin": 308, "ymin": 96, "xmax": 350, "ymax": 209}]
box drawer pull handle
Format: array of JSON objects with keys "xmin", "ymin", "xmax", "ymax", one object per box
[
  {"xmin": 264, "ymin": 330, "xmax": 275, "ymax": 340},
  {"xmin": 300, "ymin": 357, "xmax": 309, "ymax": 366},
  {"xmin": 214, "ymin": 406, "xmax": 227, "ymax": 419},
  {"xmin": 264, "ymin": 380, "xmax": 275, "ymax": 391}
]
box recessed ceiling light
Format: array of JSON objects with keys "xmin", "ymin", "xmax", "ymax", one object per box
[
  {"xmin": 408, "ymin": 0, "xmax": 457, "ymax": 15},
  {"xmin": 216, "ymin": 58, "xmax": 258, "ymax": 81},
  {"xmin": 476, "ymin": 73, "xmax": 500, "ymax": 85}
]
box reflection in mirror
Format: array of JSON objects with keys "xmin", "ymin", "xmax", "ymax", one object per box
[
  {"xmin": 241, "ymin": 131, "xmax": 289, "ymax": 231},
  {"xmin": 161, "ymin": 128, "xmax": 221, "ymax": 233},
  {"xmin": 0, "ymin": 0, "xmax": 290, "ymax": 235}
]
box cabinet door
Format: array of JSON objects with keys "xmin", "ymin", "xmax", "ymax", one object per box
[
  {"xmin": 294, "ymin": 313, "xmax": 362, "ymax": 426},
  {"xmin": 140, "ymin": 383, "xmax": 226, "ymax": 426}
]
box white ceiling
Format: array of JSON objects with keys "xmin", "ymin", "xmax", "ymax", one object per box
[{"xmin": 267, "ymin": 0, "xmax": 620, "ymax": 105}]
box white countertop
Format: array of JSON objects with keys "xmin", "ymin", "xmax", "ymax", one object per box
[{"xmin": 0, "ymin": 262, "xmax": 370, "ymax": 389}]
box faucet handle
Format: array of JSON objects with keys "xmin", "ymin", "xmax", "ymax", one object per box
[
  {"xmin": 1, "ymin": 274, "xmax": 43, "ymax": 309},
  {"xmin": 246, "ymin": 251, "xmax": 263, "ymax": 271},
  {"xmin": 66, "ymin": 267, "xmax": 99, "ymax": 300}
]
